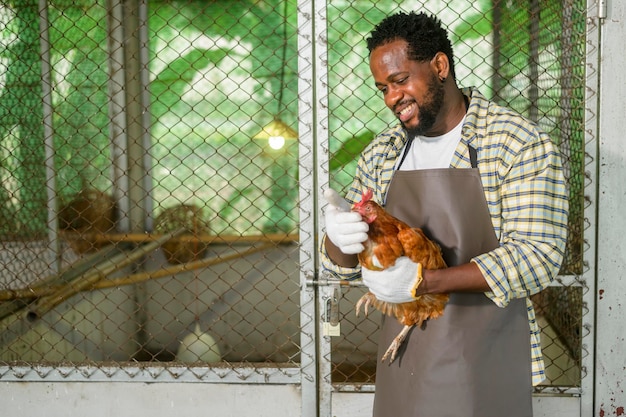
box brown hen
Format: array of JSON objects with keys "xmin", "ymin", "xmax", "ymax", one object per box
[{"xmin": 353, "ymin": 189, "xmax": 449, "ymax": 363}]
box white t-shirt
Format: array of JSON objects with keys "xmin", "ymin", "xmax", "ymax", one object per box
[{"xmin": 397, "ymin": 116, "xmax": 465, "ymax": 170}]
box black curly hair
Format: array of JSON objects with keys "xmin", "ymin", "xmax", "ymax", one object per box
[{"xmin": 366, "ymin": 11, "xmax": 456, "ymax": 79}]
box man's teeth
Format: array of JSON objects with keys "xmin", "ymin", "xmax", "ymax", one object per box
[{"xmin": 399, "ymin": 103, "xmax": 415, "ymax": 116}]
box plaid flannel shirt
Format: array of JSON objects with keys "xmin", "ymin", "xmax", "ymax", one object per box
[{"xmin": 321, "ymin": 88, "xmax": 569, "ymax": 385}]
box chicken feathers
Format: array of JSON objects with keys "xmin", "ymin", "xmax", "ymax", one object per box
[{"xmin": 353, "ymin": 189, "xmax": 449, "ymax": 363}]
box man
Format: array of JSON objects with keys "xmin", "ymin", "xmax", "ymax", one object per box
[{"xmin": 321, "ymin": 11, "xmax": 569, "ymax": 417}]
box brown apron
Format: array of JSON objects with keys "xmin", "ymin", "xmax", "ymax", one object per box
[{"xmin": 372, "ymin": 165, "xmax": 533, "ymax": 417}]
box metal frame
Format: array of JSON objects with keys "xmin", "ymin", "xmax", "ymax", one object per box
[
  {"xmin": 296, "ymin": 1, "xmax": 318, "ymax": 416},
  {"xmin": 39, "ymin": 0, "xmax": 61, "ymax": 274},
  {"xmin": 593, "ymin": 0, "xmax": 626, "ymax": 415},
  {"xmin": 580, "ymin": 1, "xmax": 600, "ymax": 415},
  {"xmin": 309, "ymin": 0, "xmax": 601, "ymax": 416},
  {"xmin": 0, "ymin": 364, "xmax": 300, "ymax": 383},
  {"xmin": 310, "ymin": 1, "xmax": 334, "ymax": 416}
]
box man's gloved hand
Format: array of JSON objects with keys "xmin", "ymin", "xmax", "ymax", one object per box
[
  {"xmin": 324, "ymin": 188, "xmax": 368, "ymax": 255},
  {"xmin": 361, "ymin": 256, "xmax": 424, "ymax": 303}
]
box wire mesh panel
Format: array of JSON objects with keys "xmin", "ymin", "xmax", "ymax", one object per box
[
  {"xmin": 324, "ymin": 0, "xmax": 587, "ymax": 391},
  {"xmin": 0, "ymin": 0, "xmax": 303, "ymax": 380}
]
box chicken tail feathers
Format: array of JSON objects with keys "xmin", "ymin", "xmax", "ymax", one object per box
[{"xmin": 356, "ymin": 292, "xmax": 450, "ymax": 328}]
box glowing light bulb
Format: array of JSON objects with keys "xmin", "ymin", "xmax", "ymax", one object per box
[{"xmin": 268, "ymin": 135, "xmax": 285, "ymax": 150}]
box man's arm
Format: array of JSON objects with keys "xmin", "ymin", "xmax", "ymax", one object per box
[
  {"xmin": 324, "ymin": 236, "xmax": 359, "ymax": 268},
  {"xmin": 419, "ymin": 262, "xmax": 491, "ymax": 294}
]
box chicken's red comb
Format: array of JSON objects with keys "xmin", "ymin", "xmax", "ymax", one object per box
[{"xmin": 353, "ymin": 189, "xmax": 373, "ymax": 209}]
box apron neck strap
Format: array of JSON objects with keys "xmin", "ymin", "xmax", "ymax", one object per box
[
  {"xmin": 469, "ymin": 145, "xmax": 478, "ymax": 168},
  {"xmin": 396, "ymin": 135, "xmax": 414, "ymax": 170}
]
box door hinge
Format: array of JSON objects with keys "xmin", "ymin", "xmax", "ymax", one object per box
[{"xmin": 599, "ymin": 0, "xmax": 607, "ymax": 19}]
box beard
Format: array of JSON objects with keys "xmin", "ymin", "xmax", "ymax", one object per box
[{"xmin": 402, "ymin": 74, "xmax": 445, "ymax": 137}]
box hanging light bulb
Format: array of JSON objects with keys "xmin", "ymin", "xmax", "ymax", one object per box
[
  {"xmin": 254, "ymin": 0, "xmax": 297, "ymax": 149},
  {"xmin": 254, "ymin": 117, "xmax": 298, "ymax": 150},
  {"xmin": 268, "ymin": 136, "xmax": 285, "ymax": 150}
]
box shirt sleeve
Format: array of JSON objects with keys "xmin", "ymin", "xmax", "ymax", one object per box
[
  {"xmin": 319, "ymin": 234, "xmax": 362, "ymax": 280},
  {"xmin": 472, "ymin": 130, "xmax": 569, "ymax": 307}
]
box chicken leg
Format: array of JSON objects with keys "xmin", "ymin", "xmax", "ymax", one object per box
[
  {"xmin": 356, "ymin": 293, "xmax": 414, "ymax": 364},
  {"xmin": 381, "ymin": 324, "xmax": 412, "ymax": 363}
]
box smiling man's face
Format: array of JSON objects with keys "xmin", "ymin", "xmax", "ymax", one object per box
[{"xmin": 369, "ymin": 39, "xmax": 445, "ymax": 137}]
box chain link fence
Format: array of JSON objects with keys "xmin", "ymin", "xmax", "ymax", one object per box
[
  {"xmin": 0, "ymin": 0, "xmax": 301, "ymax": 375},
  {"xmin": 0, "ymin": 0, "xmax": 588, "ymax": 393}
]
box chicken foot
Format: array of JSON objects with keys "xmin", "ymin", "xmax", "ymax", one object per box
[
  {"xmin": 381, "ymin": 324, "xmax": 412, "ymax": 363},
  {"xmin": 355, "ymin": 293, "xmax": 374, "ymax": 317},
  {"xmin": 356, "ymin": 294, "xmax": 414, "ymax": 364}
]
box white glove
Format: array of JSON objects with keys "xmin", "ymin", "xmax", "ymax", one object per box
[
  {"xmin": 324, "ymin": 188, "xmax": 369, "ymax": 255},
  {"xmin": 361, "ymin": 256, "xmax": 423, "ymax": 303}
]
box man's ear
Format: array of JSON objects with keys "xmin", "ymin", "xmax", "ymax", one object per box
[{"xmin": 432, "ymin": 52, "xmax": 450, "ymax": 82}]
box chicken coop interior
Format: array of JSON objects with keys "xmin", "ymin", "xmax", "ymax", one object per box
[{"xmin": 0, "ymin": 0, "xmax": 623, "ymax": 416}]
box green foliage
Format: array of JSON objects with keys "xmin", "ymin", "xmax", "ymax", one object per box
[
  {"xmin": 0, "ymin": 0, "xmax": 47, "ymax": 237},
  {"xmin": 329, "ymin": 131, "xmax": 374, "ymax": 172},
  {"xmin": 0, "ymin": 0, "xmax": 587, "ymax": 248},
  {"xmin": 147, "ymin": 0, "xmax": 300, "ymax": 235},
  {"xmin": 149, "ymin": 48, "xmax": 230, "ymax": 119},
  {"xmin": 451, "ymin": 9, "xmax": 492, "ymax": 41}
]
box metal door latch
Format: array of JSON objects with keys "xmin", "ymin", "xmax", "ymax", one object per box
[{"xmin": 322, "ymin": 287, "xmax": 341, "ymax": 337}]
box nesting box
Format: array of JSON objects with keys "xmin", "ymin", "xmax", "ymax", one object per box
[
  {"xmin": 154, "ymin": 204, "xmax": 210, "ymax": 264},
  {"xmin": 58, "ymin": 189, "xmax": 117, "ymax": 254}
]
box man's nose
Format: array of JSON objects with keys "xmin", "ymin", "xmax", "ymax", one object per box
[{"xmin": 384, "ymin": 86, "xmax": 402, "ymax": 109}]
